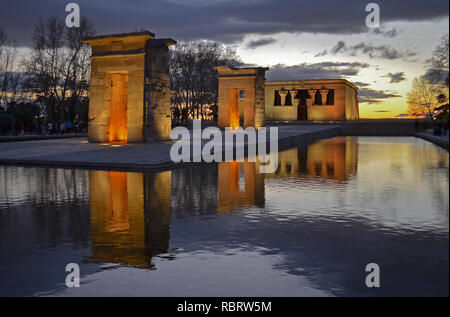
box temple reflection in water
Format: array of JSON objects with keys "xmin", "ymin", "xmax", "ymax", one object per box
[
  {"xmin": 266, "ymin": 136, "xmax": 358, "ymax": 181},
  {"xmin": 88, "ymin": 137, "xmax": 358, "ymax": 268},
  {"xmin": 89, "ymin": 170, "xmax": 172, "ymax": 268},
  {"xmin": 1, "ymin": 136, "xmax": 448, "ymax": 297}
]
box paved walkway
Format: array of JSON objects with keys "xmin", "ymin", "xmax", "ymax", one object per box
[
  {"xmin": 1, "ymin": 121, "xmax": 441, "ymax": 171},
  {"xmin": 414, "ymin": 131, "xmax": 449, "ymax": 150},
  {"xmin": 0, "ymin": 125, "xmax": 339, "ymax": 171},
  {"xmin": 0, "ymin": 134, "xmax": 87, "ymax": 143}
]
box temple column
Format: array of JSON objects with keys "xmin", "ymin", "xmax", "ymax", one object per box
[
  {"xmin": 308, "ymin": 89, "xmax": 317, "ymax": 105},
  {"xmin": 289, "ymin": 89, "xmax": 298, "ymax": 100},
  {"xmin": 291, "ymin": 89, "xmax": 299, "ymax": 120},
  {"xmin": 320, "ymin": 89, "xmax": 329, "ymax": 105},
  {"xmin": 279, "ymin": 89, "xmax": 288, "ymax": 106}
]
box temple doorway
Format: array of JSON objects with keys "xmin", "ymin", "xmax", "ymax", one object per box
[
  {"xmin": 109, "ymin": 73, "xmax": 128, "ymax": 142},
  {"xmin": 297, "ymin": 90, "xmax": 309, "ymax": 121},
  {"xmin": 298, "ymin": 104, "xmax": 308, "ymax": 120}
]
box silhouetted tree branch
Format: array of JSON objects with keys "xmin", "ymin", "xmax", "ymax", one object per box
[
  {"xmin": 170, "ymin": 41, "xmax": 241, "ymax": 125},
  {"xmin": 22, "ymin": 17, "xmax": 95, "ymax": 123}
]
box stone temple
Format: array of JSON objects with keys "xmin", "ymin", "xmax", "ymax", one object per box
[
  {"xmin": 83, "ymin": 31, "xmax": 176, "ymax": 143},
  {"xmin": 84, "ymin": 31, "xmax": 359, "ymax": 143},
  {"xmin": 217, "ymin": 66, "xmax": 359, "ymax": 129}
]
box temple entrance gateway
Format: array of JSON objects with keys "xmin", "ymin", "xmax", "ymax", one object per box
[
  {"xmin": 216, "ymin": 66, "xmax": 268, "ymax": 129},
  {"xmin": 108, "ymin": 73, "xmax": 128, "ymax": 142},
  {"xmin": 83, "ymin": 31, "xmax": 176, "ymax": 143}
]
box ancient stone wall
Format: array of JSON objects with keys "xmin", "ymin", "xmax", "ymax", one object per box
[
  {"xmin": 83, "ymin": 32, "xmax": 175, "ymax": 143},
  {"xmin": 216, "ymin": 66, "xmax": 268, "ymax": 129},
  {"xmin": 144, "ymin": 39, "xmax": 176, "ymax": 141},
  {"xmin": 265, "ymin": 79, "xmax": 359, "ymax": 122}
]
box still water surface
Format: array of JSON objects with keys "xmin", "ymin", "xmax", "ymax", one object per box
[{"xmin": 0, "ymin": 137, "xmax": 448, "ymax": 296}]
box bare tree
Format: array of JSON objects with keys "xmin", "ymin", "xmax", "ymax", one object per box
[
  {"xmin": 0, "ymin": 27, "xmax": 23, "ymax": 110},
  {"xmin": 23, "ymin": 17, "xmax": 95, "ymax": 123},
  {"xmin": 427, "ymin": 33, "xmax": 449, "ymax": 87},
  {"xmin": 407, "ymin": 77, "xmax": 448, "ymax": 118},
  {"xmin": 170, "ymin": 41, "xmax": 241, "ymax": 124}
]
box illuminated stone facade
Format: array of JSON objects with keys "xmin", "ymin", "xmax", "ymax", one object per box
[
  {"xmin": 83, "ymin": 31, "xmax": 176, "ymax": 143},
  {"xmin": 265, "ymin": 79, "xmax": 359, "ymax": 122},
  {"xmin": 216, "ymin": 66, "xmax": 269, "ymax": 129},
  {"xmin": 217, "ymin": 67, "xmax": 359, "ymax": 128}
]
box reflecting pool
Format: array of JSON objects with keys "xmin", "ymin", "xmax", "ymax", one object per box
[{"xmin": 0, "ymin": 137, "xmax": 448, "ymax": 296}]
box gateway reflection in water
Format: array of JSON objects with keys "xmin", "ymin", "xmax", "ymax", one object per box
[
  {"xmin": 0, "ymin": 137, "xmax": 448, "ymax": 296},
  {"xmin": 89, "ymin": 137, "xmax": 358, "ymax": 265},
  {"xmin": 89, "ymin": 171, "xmax": 172, "ymax": 268}
]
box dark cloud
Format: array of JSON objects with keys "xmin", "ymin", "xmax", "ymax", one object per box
[
  {"xmin": 266, "ymin": 62, "xmax": 370, "ymax": 81},
  {"xmin": 352, "ymin": 81, "xmax": 371, "ymax": 88},
  {"xmin": 0, "ymin": 0, "xmax": 448, "ymax": 46},
  {"xmin": 372, "ymin": 27, "xmax": 400, "ymax": 38},
  {"xmin": 245, "ymin": 37, "xmax": 277, "ymax": 49},
  {"xmin": 330, "ymin": 41, "xmax": 418, "ymax": 60},
  {"xmin": 265, "ymin": 68, "xmax": 402, "ymax": 104},
  {"xmin": 373, "ymin": 110, "xmax": 391, "ymax": 113},
  {"xmin": 383, "ymin": 72, "xmax": 406, "ymax": 83},
  {"xmin": 358, "ymin": 88, "xmax": 402, "ymax": 104},
  {"xmin": 331, "ymin": 41, "xmax": 346, "ymax": 54},
  {"xmin": 314, "ymin": 49, "xmax": 328, "ymax": 57},
  {"xmin": 394, "ymin": 113, "xmax": 410, "ymax": 117}
]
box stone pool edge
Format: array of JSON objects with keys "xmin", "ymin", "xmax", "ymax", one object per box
[{"xmin": 0, "ymin": 124, "xmax": 447, "ymax": 172}]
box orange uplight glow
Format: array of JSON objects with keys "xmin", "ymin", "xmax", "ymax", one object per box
[
  {"xmin": 230, "ymin": 120, "xmax": 239, "ymax": 130},
  {"xmin": 217, "ymin": 161, "xmax": 259, "ymax": 213},
  {"xmin": 105, "ymin": 171, "xmax": 129, "ymax": 232},
  {"xmin": 229, "ymin": 108, "xmax": 240, "ymax": 129},
  {"xmin": 109, "ymin": 73, "xmax": 128, "ymax": 143}
]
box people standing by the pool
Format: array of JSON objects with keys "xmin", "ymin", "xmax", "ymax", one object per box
[
  {"xmin": 434, "ymin": 121, "xmax": 443, "ymax": 136},
  {"xmin": 19, "ymin": 122, "xmax": 24, "ymax": 136},
  {"xmin": 79, "ymin": 120, "xmax": 86, "ymax": 133},
  {"xmin": 60, "ymin": 122, "xmax": 66, "ymax": 134},
  {"xmin": 74, "ymin": 119, "xmax": 79, "ymax": 134},
  {"xmin": 443, "ymin": 118, "xmax": 449, "ymax": 137},
  {"xmin": 65, "ymin": 121, "xmax": 72, "ymax": 134},
  {"xmin": 33, "ymin": 122, "xmax": 42, "ymax": 135}
]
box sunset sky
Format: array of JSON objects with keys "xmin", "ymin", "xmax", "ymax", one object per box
[{"xmin": 1, "ymin": 0, "xmax": 448, "ymax": 118}]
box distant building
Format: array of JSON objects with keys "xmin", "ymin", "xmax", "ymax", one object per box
[
  {"xmin": 265, "ymin": 79, "xmax": 359, "ymax": 122},
  {"xmin": 217, "ymin": 66, "xmax": 359, "ymax": 129}
]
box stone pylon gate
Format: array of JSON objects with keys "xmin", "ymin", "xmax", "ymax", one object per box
[
  {"xmin": 83, "ymin": 31, "xmax": 176, "ymax": 143},
  {"xmin": 216, "ymin": 66, "xmax": 268, "ymax": 129}
]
